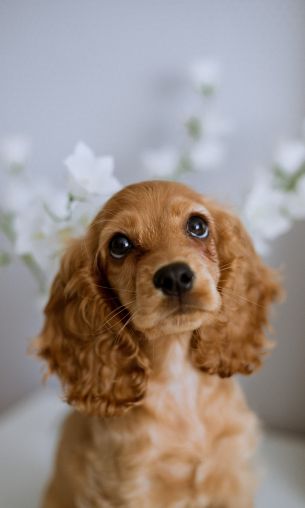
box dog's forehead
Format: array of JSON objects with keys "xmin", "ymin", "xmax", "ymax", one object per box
[
  {"xmin": 99, "ymin": 181, "xmax": 210, "ymax": 245},
  {"xmin": 107, "ymin": 181, "xmax": 207, "ymax": 218},
  {"xmin": 107, "ymin": 181, "xmax": 206, "ymax": 213}
]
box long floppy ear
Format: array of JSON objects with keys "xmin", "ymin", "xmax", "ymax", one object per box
[
  {"xmin": 190, "ymin": 203, "xmax": 282, "ymax": 377},
  {"xmin": 35, "ymin": 236, "xmax": 149, "ymax": 416}
]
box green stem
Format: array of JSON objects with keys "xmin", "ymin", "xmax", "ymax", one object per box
[
  {"xmin": 0, "ymin": 251, "xmax": 11, "ymax": 266},
  {"xmin": 274, "ymin": 163, "xmax": 305, "ymax": 192},
  {"xmin": 0, "ymin": 211, "xmax": 16, "ymax": 243},
  {"xmin": 21, "ymin": 254, "xmax": 47, "ymax": 293}
]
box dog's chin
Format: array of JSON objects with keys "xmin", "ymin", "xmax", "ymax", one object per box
[
  {"xmin": 135, "ymin": 308, "xmax": 207, "ymax": 337},
  {"xmin": 160, "ymin": 311, "xmax": 206, "ymax": 335}
]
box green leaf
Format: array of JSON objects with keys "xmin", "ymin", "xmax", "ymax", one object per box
[
  {"xmin": 200, "ymin": 84, "xmax": 215, "ymax": 97},
  {"xmin": 0, "ymin": 251, "xmax": 11, "ymax": 266},
  {"xmin": 174, "ymin": 154, "xmax": 193, "ymax": 177},
  {"xmin": 274, "ymin": 163, "xmax": 305, "ymax": 192},
  {"xmin": 21, "ymin": 254, "xmax": 47, "ymax": 293},
  {"xmin": 185, "ymin": 117, "xmax": 201, "ymax": 141},
  {"xmin": 0, "ymin": 211, "xmax": 16, "ymax": 243},
  {"xmin": 9, "ymin": 163, "xmax": 25, "ymax": 175}
]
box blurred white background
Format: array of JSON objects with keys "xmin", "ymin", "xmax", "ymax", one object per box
[{"xmin": 0, "ymin": 0, "xmax": 305, "ymax": 433}]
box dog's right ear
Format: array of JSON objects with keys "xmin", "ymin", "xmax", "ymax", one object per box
[
  {"xmin": 34, "ymin": 235, "xmax": 149, "ymax": 416},
  {"xmin": 190, "ymin": 204, "xmax": 281, "ymax": 377}
]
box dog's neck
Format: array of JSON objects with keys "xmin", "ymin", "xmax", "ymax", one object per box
[
  {"xmin": 139, "ymin": 329, "xmax": 209, "ymax": 422},
  {"xmin": 142, "ymin": 330, "xmax": 193, "ymax": 381}
]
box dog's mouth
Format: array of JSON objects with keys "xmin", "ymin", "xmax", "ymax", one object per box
[
  {"xmin": 162, "ymin": 291, "xmax": 212, "ymax": 315},
  {"xmin": 147, "ymin": 303, "xmax": 205, "ymax": 335},
  {"xmin": 170, "ymin": 303, "xmax": 205, "ymax": 316},
  {"xmin": 133, "ymin": 300, "xmax": 206, "ymax": 335},
  {"xmin": 132, "ymin": 283, "xmax": 221, "ymax": 334},
  {"xmin": 150, "ymin": 288, "xmax": 221, "ymax": 332}
]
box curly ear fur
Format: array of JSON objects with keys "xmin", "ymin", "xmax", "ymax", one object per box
[
  {"xmin": 35, "ymin": 236, "xmax": 149, "ymax": 416},
  {"xmin": 190, "ymin": 203, "xmax": 282, "ymax": 377}
]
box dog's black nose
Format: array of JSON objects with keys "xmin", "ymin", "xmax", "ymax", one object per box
[{"xmin": 153, "ymin": 262, "xmax": 194, "ymax": 296}]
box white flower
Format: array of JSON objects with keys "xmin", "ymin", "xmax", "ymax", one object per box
[
  {"xmin": 2, "ymin": 177, "xmax": 68, "ymax": 218},
  {"xmin": 189, "ymin": 59, "xmax": 221, "ymax": 94},
  {"xmin": 3, "ymin": 176, "xmax": 69, "ymax": 272},
  {"xmin": 69, "ymin": 196, "xmax": 102, "ymax": 235},
  {"xmin": 142, "ymin": 147, "xmax": 179, "ymax": 177},
  {"xmin": 243, "ymin": 172, "xmax": 291, "ymax": 245},
  {"xmin": 45, "ymin": 188, "xmax": 69, "ymax": 219},
  {"xmin": 64, "ymin": 142, "xmax": 121, "ymax": 198},
  {"xmin": 1, "ymin": 176, "xmax": 32, "ymax": 213},
  {"xmin": 14, "ymin": 202, "xmax": 58, "ymax": 269},
  {"xmin": 14, "ymin": 195, "xmax": 75, "ymax": 274},
  {"xmin": 274, "ymin": 141, "xmax": 305, "ymax": 175},
  {"xmin": 285, "ymin": 177, "xmax": 305, "ymax": 219},
  {"xmin": 190, "ymin": 140, "xmax": 224, "ymax": 171},
  {"xmin": 0, "ymin": 135, "xmax": 31, "ymax": 168}
]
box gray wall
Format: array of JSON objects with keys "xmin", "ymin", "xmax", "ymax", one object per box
[{"xmin": 0, "ymin": 0, "xmax": 304, "ymax": 432}]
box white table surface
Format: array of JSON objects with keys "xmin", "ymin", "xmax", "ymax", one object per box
[{"xmin": 0, "ymin": 388, "xmax": 304, "ymax": 508}]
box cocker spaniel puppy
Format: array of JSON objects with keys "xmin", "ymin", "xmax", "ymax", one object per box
[{"xmin": 37, "ymin": 180, "xmax": 280, "ymax": 508}]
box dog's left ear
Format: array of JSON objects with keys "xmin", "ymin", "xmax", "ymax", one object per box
[
  {"xmin": 34, "ymin": 231, "xmax": 149, "ymax": 416},
  {"xmin": 190, "ymin": 203, "xmax": 282, "ymax": 377}
]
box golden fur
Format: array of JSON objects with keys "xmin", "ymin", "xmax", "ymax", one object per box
[{"xmin": 36, "ymin": 180, "xmax": 281, "ymax": 507}]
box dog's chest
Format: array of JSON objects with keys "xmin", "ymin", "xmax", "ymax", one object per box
[
  {"xmin": 119, "ymin": 342, "xmax": 222, "ymax": 507},
  {"xmin": 145, "ymin": 342, "xmax": 208, "ymax": 470}
]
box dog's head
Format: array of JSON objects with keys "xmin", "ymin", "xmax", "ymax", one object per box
[{"xmin": 36, "ymin": 181, "xmax": 281, "ymax": 415}]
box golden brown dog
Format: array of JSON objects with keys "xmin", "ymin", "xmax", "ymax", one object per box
[{"xmin": 37, "ymin": 180, "xmax": 280, "ymax": 507}]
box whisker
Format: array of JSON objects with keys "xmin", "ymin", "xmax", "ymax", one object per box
[
  {"xmin": 219, "ymin": 287, "xmax": 265, "ymax": 309},
  {"xmin": 95, "ymin": 283, "xmax": 136, "ymax": 294},
  {"xmin": 111, "ymin": 310, "xmax": 139, "ymax": 346},
  {"xmin": 219, "ymin": 266, "xmax": 235, "ymax": 275},
  {"xmin": 104, "ymin": 310, "xmax": 135, "ymax": 336},
  {"xmin": 103, "ymin": 300, "xmax": 136, "ymax": 329},
  {"xmin": 85, "ymin": 299, "xmax": 136, "ymax": 337},
  {"xmin": 218, "ymin": 261, "xmax": 236, "ymax": 273},
  {"xmin": 103, "ymin": 306, "xmax": 130, "ymax": 328},
  {"xmin": 116, "ymin": 313, "xmax": 135, "ymax": 338},
  {"xmin": 219, "ymin": 261, "xmax": 234, "ymax": 270}
]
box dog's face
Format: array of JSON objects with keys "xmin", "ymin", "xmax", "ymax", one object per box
[
  {"xmin": 37, "ymin": 180, "xmax": 281, "ymax": 416},
  {"xmin": 98, "ymin": 181, "xmax": 221, "ymax": 336}
]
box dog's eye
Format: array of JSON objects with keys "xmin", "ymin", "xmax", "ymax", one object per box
[
  {"xmin": 109, "ymin": 234, "xmax": 133, "ymax": 259},
  {"xmin": 187, "ymin": 216, "xmax": 209, "ymax": 239}
]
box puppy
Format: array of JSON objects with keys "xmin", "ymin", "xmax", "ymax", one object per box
[{"xmin": 37, "ymin": 180, "xmax": 280, "ymax": 508}]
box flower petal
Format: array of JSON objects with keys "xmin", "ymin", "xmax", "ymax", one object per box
[
  {"xmin": 243, "ymin": 172, "xmax": 291, "ymax": 241},
  {"xmin": 274, "ymin": 141, "xmax": 305, "ymax": 175},
  {"xmin": 0, "ymin": 135, "xmax": 31, "ymax": 168},
  {"xmin": 285, "ymin": 177, "xmax": 305, "ymax": 219},
  {"xmin": 64, "ymin": 141, "xmax": 121, "ymax": 197}
]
